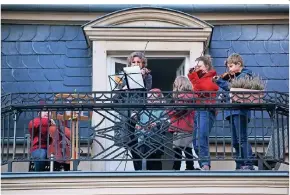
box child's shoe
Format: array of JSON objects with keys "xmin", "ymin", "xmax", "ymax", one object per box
[{"xmin": 201, "ymin": 165, "xmax": 210, "ymax": 171}]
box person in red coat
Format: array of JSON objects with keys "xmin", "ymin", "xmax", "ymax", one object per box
[
  {"xmin": 28, "ymin": 111, "xmax": 52, "ymax": 171},
  {"xmin": 187, "ymin": 55, "xmax": 219, "ymax": 170}
]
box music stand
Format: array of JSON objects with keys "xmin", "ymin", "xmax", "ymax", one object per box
[{"xmin": 108, "ymin": 66, "xmax": 146, "ymax": 91}]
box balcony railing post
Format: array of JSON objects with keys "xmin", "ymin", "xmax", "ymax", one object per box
[
  {"xmin": 12, "ymin": 110, "xmax": 17, "ymax": 160},
  {"xmin": 142, "ymin": 158, "xmax": 147, "ymax": 170}
]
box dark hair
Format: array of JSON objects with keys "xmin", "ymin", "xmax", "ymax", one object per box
[{"xmin": 195, "ymin": 55, "xmax": 213, "ymax": 70}]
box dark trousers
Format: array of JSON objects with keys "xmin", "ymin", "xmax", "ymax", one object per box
[
  {"xmin": 229, "ymin": 115, "xmax": 253, "ymax": 169},
  {"xmin": 173, "ymin": 147, "xmax": 194, "ymax": 170},
  {"xmin": 140, "ymin": 145, "xmax": 163, "ymax": 170},
  {"xmin": 127, "ymin": 120, "xmax": 142, "ymax": 170},
  {"xmin": 53, "ymin": 162, "xmax": 70, "ymax": 171}
]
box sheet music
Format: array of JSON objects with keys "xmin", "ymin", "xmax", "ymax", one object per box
[{"xmin": 123, "ymin": 66, "xmax": 145, "ymax": 89}]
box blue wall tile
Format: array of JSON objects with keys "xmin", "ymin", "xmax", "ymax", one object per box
[
  {"xmin": 208, "ymin": 48, "xmax": 229, "ymax": 58},
  {"xmin": 38, "ymin": 55, "xmax": 59, "ymax": 69},
  {"xmin": 12, "ymin": 69, "xmax": 31, "ymax": 81},
  {"xmin": 211, "ymin": 26, "xmax": 222, "ymax": 41},
  {"xmin": 5, "ymin": 25, "xmax": 23, "ymax": 41},
  {"xmin": 2, "ymin": 82, "xmax": 19, "ymax": 93},
  {"xmin": 65, "ymin": 57, "xmax": 92, "ymax": 68},
  {"xmin": 254, "ymin": 25, "xmax": 273, "ymax": 40},
  {"xmin": 232, "ymin": 41, "xmax": 252, "ymax": 54},
  {"xmin": 44, "ymin": 69, "xmax": 63, "ymax": 81},
  {"xmin": 19, "ymin": 25, "xmax": 37, "ymax": 41},
  {"xmin": 64, "ymin": 76, "xmax": 91, "ymax": 86},
  {"xmin": 271, "ymin": 54, "xmax": 289, "ymax": 66},
  {"xmin": 22, "ymin": 55, "xmax": 42, "ymax": 68},
  {"xmin": 53, "ymin": 55, "xmax": 66, "ymax": 68},
  {"xmin": 15, "ymin": 81, "xmax": 36, "ymax": 92},
  {"xmin": 280, "ymin": 41, "xmax": 289, "ymax": 53},
  {"xmin": 48, "ymin": 26, "xmax": 65, "ymax": 41},
  {"xmin": 1, "ymin": 69, "xmax": 16, "ymax": 82},
  {"xmin": 73, "ymin": 29, "xmax": 86, "ymax": 41},
  {"xmin": 254, "ymin": 54, "xmax": 273, "ymax": 66},
  {"xmin": 49, "ymin": 42, "xmax": 67, "ymax": 54},
  {"xmin": 270, "ymin": 25, "xmax": 289, "ymax": 40},
  {"xmin": 61, "ymin": 26, "xmax": 80, "ymax": 41},
  {"xmin": 64, "ymin": 67, "xmax": 91, "ymax": 77},
  {"xmin": 220, "ymin": 25, "xmax": 242, "ymax": 40},
  {"xmin": 6, "ymin": 56, "xmax": 26, "ymax": 68},
  {"xmin": 264, "ymin": 41, "xmax": 284, "ymax": 54},
  {"xmin": 262, "ymin": 67, "xmax": 279, "ymax": 79},
  {"xmin": 33, "ymin": 81, "xmax": 53, "ymax": 93},
  {"xmin": 238, "ymin": 25, "xmax": 257, "ymax": 41},
  {"xmin": 33, "ymin": 26, "xmax": 50, "ymax": 41},
  {"xmin": 2, "ymin": 42, "xmax": 18, "ymax": 55},
  {"xmin": 1, "ymin": 25, "xmax": 10, "ymax": 41},
  {"xmin": 248, "ymin": 41, "xmax": 267, "ymax": 53},
  {"xmin": 66, "ymin": 41, "xmax": 88, "ymax": 49},
  {"xmin": 242, "ymin": 55, "xmax": 259, "ymax": 67},
  {"xmin": 1, "ymin": 56, "xmax": 10, "ymax": 68},
  {"xmin": 28, "ymin": 69, "xmax": 47, "ymax": 81},
  {"xmin": 277, "ymin": 67, "xmax": 289, "ymax": 79},
  {"xmin": 66, "ymin": 48, "xmax": 91, "ymax": 58},
  {"xmin": 32, "ymin": 42, "xmax": 51, "ymax": 54},
  {"xmin": 16, "ymin": 42, "xmax": 34, "ymax": 55}
]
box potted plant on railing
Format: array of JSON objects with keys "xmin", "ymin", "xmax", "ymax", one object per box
[{"xmin": 229, "ymin": 75, "xmax": 266, "ymax": 103}]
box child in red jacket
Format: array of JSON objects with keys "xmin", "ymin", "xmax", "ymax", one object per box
[
  {"xmin": 187, "ymin": 55, "xmax": 219, "ymax": 170},
  {"xmin": 168, "ymin": 76, "xmax": 195, "ymax": 170}
]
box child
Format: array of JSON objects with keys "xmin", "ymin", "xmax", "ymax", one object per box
[
  {"xmin": 212, "ymin": 53, "xmax": 253, "ymax": 170},
  {"xmin": 187, "ymin": 55, "xmax": 219, "ymax": 170},
  {"xmin": 168, "ymin": 76, "xmax": 195, "ymax": 170},
  {"xmin": 135, "ymin": 88, "xmax": 167, "ymax": 170}
]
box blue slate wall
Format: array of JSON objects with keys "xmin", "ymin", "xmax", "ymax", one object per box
[
  {"xmin": 210, "ymin": 24, "xmax": 289, "ymax": 92},
  {"xmin": 1, "ymin": 24, "xmax": 288, "ymax": 94},
  {"xmin": 1, "ymin": 24, "xmax": 92, "ymax": 94},
  {"xmin": 1, "ymin": 24, "xmax": 289, "ymax": 139}
]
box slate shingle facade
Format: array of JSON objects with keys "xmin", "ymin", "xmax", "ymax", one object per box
[
  {"xmin": 1, "ymin": 24, "xmax": 289, "ymax": 138},
  {"xmin": 1, "ymin": 24, "xmax": 92, "ymax": 94}
]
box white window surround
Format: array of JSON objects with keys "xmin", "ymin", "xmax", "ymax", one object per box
[{"xmin": 82, "ymin": 7, "xmax": 213, "ymax": 171}]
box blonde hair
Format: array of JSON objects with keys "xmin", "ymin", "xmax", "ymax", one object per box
[
  {"xmin": 173, "ymin": 76, "xmax": 193, "ymax": 97},
  {"xmin": 225, "ymin": 53, "xmax": 244, "ymax": 67},
  {"xmin": 127, "ymin": 51, "xmax": 147, "ymax": 67},
  {"xmin": 195, "ymin": 55, "xmax": 213, "ymax": 70}
]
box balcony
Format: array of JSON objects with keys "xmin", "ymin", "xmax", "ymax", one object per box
[{"xmin": 1, "ymin": 91, "xmax": 289, "ymax": 195}]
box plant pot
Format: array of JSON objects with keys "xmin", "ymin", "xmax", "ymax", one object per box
[{"xmin": 230, "ymin": 88, "xmax": 264, "ymax": 103}]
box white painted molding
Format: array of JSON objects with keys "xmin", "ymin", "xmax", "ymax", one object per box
[
  {"xmin": 2, "ymin": 175, "xmax": 289, "ymax": 195},
  {"xmin": 83, "ymin": 8, "xmax": 212, "ymax": 47}
]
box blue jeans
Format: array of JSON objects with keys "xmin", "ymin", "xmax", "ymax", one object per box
[
  {"xmin": 229, "ymin": 115, "xmax": 253, "ymax": 169},
  {"xmin": 193, "ymin": 111, "xmax": 215, "ymax": 168},
  {"xmin": 31, "ymin": 149, "xmax": 47, "ymax": 171}
]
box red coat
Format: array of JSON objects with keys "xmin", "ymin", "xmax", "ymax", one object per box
[
  {"xmin": 187, "ymin": 69, "xmax": 219, "ymax": 104},
  {"xmin": 28, "ymin": 117, "xmax": 49, "ymax": 152},
  {"xmin": 168, "ymin": 93, "xmax": 195, "ymax": 133}
]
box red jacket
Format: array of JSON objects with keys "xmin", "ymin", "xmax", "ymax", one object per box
[
  {"xmin": 168, "ymin": 93, "xmax": 195, "ymax": 133},
  {"xmin": 187, "ymin": 69, "xmax": 219, "ymax": 104},
  {"xmin": 28, "ymin": 117, "xmax": 49, "ymax": 152}
]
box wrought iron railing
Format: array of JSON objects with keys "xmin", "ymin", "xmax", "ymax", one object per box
[{"xmin": 1, "ymin": 91, "xmax": 289, "ymax": 172}]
